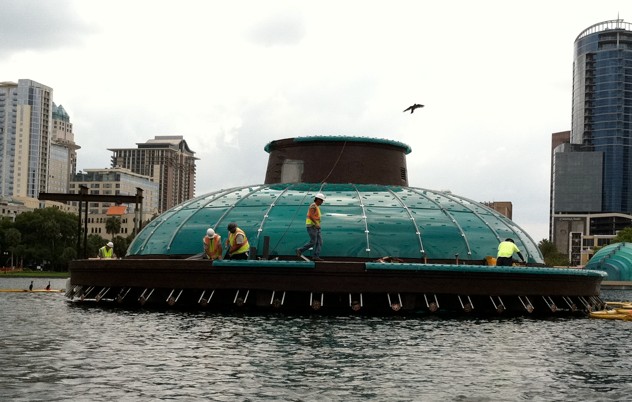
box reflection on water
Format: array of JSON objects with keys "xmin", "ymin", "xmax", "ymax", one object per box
[{"xmin": 1, "ymin": 279, "xmax": 631, "ymax": 401}]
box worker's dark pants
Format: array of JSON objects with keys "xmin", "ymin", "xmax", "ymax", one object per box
[
  {"xmin": 229, "ymin": 252, "xmax": 249, "ymax": 260},
  {"xmin": 299, "ymin": 226, "xmax": 322, "ymax": 258},
  {"xmin": 496, "ymin": 257, "xmax": 514, "ymax": 266}
]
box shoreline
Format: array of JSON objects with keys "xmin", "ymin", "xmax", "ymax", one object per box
[{"xmin": 0, "ymin": 271, "xmax": 69, "ymax": 279}]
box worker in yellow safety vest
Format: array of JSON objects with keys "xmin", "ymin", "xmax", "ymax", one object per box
[
  {"xmin": 225, "ymin": 222, "xmax": 250, "ymax": 260},
  {"xmin": 98, "ymin": 241, "xmax": 116, "ymax": 259},
  {"xmin": 496, "ymin": 238, "xmax": 526, "ymax": 266},
  {"xmin": 203, "ymin": 228, "xmax": 223, "ymax": 260},
  {"xmin": 296, "ymin": 193, "xmax": 325, "ymax": 261}
]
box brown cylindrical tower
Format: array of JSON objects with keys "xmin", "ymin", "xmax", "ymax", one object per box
[{"xmin": 263, "ymin": 136, "xmax": 411, "ymax": 186}]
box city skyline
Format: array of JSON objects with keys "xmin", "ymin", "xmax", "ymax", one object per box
[{"xmin": 2, "ymin": 1, "xmax": 632, "ymax": 242}]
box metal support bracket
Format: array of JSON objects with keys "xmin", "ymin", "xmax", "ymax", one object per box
[
  {"xmin": 198, "ymin": 289, "xmax": 215, "ymax": 306},
  {"xmin": 270, "ymin": 290, "xmax": 286, "ymax": 307},
  {"xmin": 458, "ymin": 295, "xmax": 474, "ymax": 312},
  {"xmin": 138, "ymin": 288, "xmax": 154, "ymax": 305},
  {"xmin": 387, "ymin": 293, "xmax": 403, "ymax": 311},
  {"xmin": 518, "ymin": 296, "xmax": 534, "ymax": 313},
  {"xmin": 490, "ymin": 296, "xmax": 505, "ymax": 313},
  {"xmin": 234, "ymin": 289, "xmax": 250, "ymax": 306},
  {"xmin": 424, "ymin": 293, "xmax": 440, "ymax": 312}
]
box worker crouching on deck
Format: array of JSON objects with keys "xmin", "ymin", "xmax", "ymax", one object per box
[
  {"xmin": 203, "ymin": 228, "xmax": 223, "ymax": 260},
  {"xmin": 98, "ymin": 241, "xmax": 116, "ymax": 259},
  {"xmin": 225, "ymin": 222, "xmax": 250, "ymax": 260},
  {"xmin": 496, "ymin": 238, "xmax": 526, "ymax": 266}
]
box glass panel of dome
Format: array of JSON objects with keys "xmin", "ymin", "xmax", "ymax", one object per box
[{"xmin": 365, "ymin": 206, "xmax": 420, "ymax": 259}]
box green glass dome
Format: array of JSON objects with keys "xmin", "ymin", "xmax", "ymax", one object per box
[
  {"xmin": 585, "ymin": 242, "xmax": 632, "ymax": 281},
  {"xmin": 128, "ymin": 182, "xmax": 543, "ymax": 264},
  {"xmin": 127, "ymin": 136, "xmax": 544, "ymax": 264}
]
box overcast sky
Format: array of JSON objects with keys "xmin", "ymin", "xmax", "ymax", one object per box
[{"xmin": 2, "ymin": 0, "xmax": 631, "ymax": 242}]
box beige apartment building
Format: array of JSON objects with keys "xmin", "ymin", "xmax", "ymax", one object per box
[
  {"xmin": 70, "ymin": 167, "xmax": 159, "ymax": 238},
  {"xmin": 109, "ymin": 135, "xmax": 197, "ymax": 213}
]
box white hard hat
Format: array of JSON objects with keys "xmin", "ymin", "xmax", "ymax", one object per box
[
  {"xmin": 315, "ymin": 193, "xmax": 326, "ymax": 200},
  {"xmin": 206, "ymin": 228, "xmax": 215, "ymax": 237},
  {"xmin": 107, "ymin": 242, "xmax": 114, "ymax": 248}
]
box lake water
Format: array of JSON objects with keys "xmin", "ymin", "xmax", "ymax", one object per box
[{"xmin": 1, "ymin": 277, "xmax": 631, "ymax": 401}]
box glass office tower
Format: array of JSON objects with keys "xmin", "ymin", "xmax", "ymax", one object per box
[{"xmin": 571, "ymin": 19, "xmax": 632, "ymax": 213}]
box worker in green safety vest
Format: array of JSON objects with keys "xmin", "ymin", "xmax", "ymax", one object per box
[
  {"xmin": 98, "ymin": 241, "xmax": 116, "ymax": 259},
  {"xmin": 496, "ymin": 238, "xmax": 525, "ymax": 266},
  {"xmin": 225, "ymin": 222, "xmax": 250, "ymax": 260}
]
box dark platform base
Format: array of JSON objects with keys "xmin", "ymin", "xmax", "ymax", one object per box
[
  {"xmin": 67, "ymin": 259, "xmax": 606, "ymax": 317},
  {"xmin": 67, "ymin": 286, "xmax": 604, "ymax": 317}
]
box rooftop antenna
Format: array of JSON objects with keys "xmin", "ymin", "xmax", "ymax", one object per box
[{"xmin": 617, "ymin": 13, "xmax": 620, "ymax": 47}]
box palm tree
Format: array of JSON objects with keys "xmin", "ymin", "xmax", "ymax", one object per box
[{"xmin": 105, "ymin": 217, "xmax": 121, "ymax": 240}]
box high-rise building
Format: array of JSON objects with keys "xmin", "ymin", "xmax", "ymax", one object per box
[
  {"xmin": 109, "ymin": 135, "xmax": 197, "ymax": 212},
  {"xmin": 551, "ymin": 19, "xmax": 632, "ymax": 264},
  {"xmin": 572, "ymin": 19, "xmax": 632, "ymax": 212},
  {"xmin": 0, "ymin": 79, "xmax": 53, "ymax": 198},
  {"xmin": 49, "ymin": 103, "xmax": 80, "ymax": 194}
]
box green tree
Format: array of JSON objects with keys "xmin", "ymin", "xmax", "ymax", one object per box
[
  {"xmin": 112, "ymin": 234, "xmax": 134, "ymax": 258},
  {"xmin": 105, "ymin": 217, "xmax": 121, "ymax": 240},
  {"xmin": 538, "ymin": 239, "xmax": 557, "ymax": 256},
  {"xmin": 612, "ymin": 227, "xmax": 632, "ymax": 244},
  {"xmin": 0, "ymin": 217, "xmax": 14, "ymax": 257},
  {"xmin": 60, "ymin": 246, "xmax": 77, "ymax": 266},
  {"xmin": 14, "ymin": 208, "xmax": 78, "ymax": 271},
  {"xmin": 3, "ymin": 228, "xmax": 21, "ymax": 267},
  {"xmin": 86, "ymin": 234, "xmax": 107, "ymax": 259},
  {"xmin": 538, "ymin": 238, "xmax": 570, "ymax": 267},
  {"xmin": 12, "ymin": 244, "xmax": 26, "ymax": 268}
]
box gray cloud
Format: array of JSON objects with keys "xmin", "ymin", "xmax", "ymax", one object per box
[{"xmin": 0, "ymin": 0, "xmax": 93, "ymax": 56}]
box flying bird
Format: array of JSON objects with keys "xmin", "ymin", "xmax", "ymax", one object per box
[{"xmin": 403, "ymin": 104, "xmax": 424, "ymax": 114}]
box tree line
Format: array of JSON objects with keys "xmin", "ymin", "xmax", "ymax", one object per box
[{"xmin": 0, "ymin": 207, "xmax": 133, "ymax": 271}]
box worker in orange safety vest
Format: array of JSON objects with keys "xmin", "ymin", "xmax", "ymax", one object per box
[
  {"xmin": 203, "ymin": 228, "xmax": 223, "ymax": 260},
  {"xmin": 296, "ymin": 193, "xmax": 325, "ymax": 261}
]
